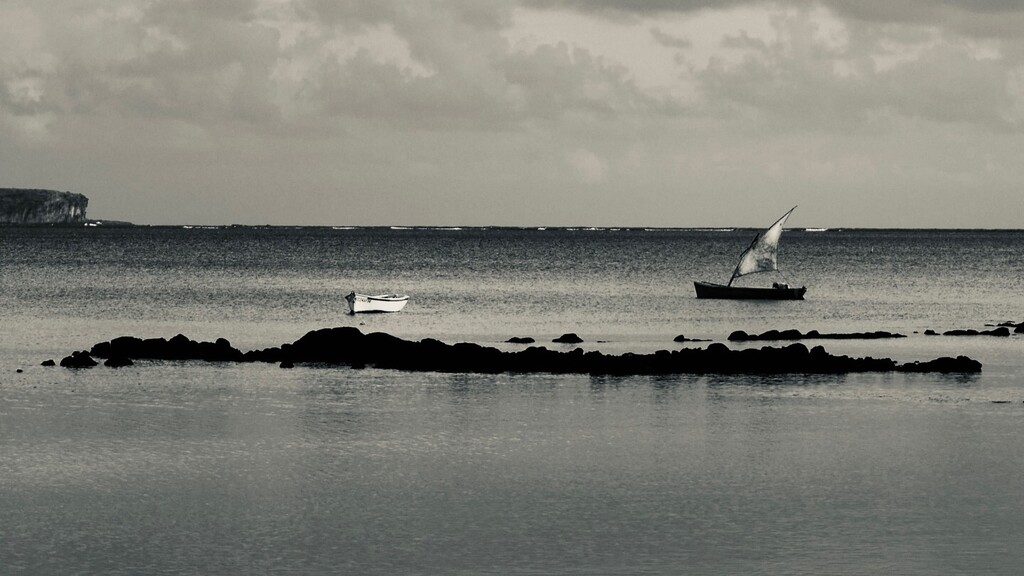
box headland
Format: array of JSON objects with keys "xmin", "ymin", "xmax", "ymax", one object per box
[{"xmin": 0, "ymin": 189, "xmax": 89, "ymax": 225}]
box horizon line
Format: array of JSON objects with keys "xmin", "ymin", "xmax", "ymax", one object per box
[{"xmin": 47, "ymin": 221, "xmax": 1024, "ymax": 232}]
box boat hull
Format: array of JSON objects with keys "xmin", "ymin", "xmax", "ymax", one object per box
[
  {"xmin": 346, "ymin": 292, "xmax": 409, "ymax": 314},
  {"xmin": 694, "ymin": 281, "xmax": 806, "ymax": 300}
]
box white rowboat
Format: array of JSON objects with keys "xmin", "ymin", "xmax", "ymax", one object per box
[{"xmin": 346, "ymin": 292, "xmax": 409, "ymax": 314}]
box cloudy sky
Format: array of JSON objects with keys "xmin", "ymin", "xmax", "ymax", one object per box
[{"xmin": 3, "ymin": 0, "xmax": 1023, "ymax": 227}]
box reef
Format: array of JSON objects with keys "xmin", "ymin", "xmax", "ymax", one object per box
[
  {"xmin": 0, "ymin": 189, "xmax": 88, "ymax": 224},
  {"xmin": 988, "ymin": 321, "xmax": 1024, "ymax": 333},
  {"xmin": 936, "ymin": 327, "xmax": 1011, "ymax": 337},
  {"xmin": 674, "ymin": 334, "xmax": 710, "ymax": 342},
  {"xmin": 728, "ymin": 329, "xmax": 906, "ymax": 341},
  {"xmin": 53, "ymin": 327, "xmax": 983, "ymax": 375}
]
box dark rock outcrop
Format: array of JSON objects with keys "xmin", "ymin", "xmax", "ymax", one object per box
[
  {"xmin": 68, "ymin": 327, "xmax": 983, "ymax": 375},
  {"xmin": 507, "ymin": 337, "xmax": 536, "ymax": 344},
  {"xmin": 728, "ymin": 329, "xmax": 906, "ymax": 341},
  {"xmin": 897, "ymin": 356, "xmax": 983, "ymax": 373},
  {"xmin": 41, "ymin": 359, "xmax": 56, "ymax": 366},
  {"xmin": 0, "ymin": 189, "xmax": 88, "ymax": 224},
  {"xmin": 553, "ymin": 333, "xmax": 584, "ymax": 344},
  {"xmin": 90, "ymin": 334, "xmax": 244, "ymax": 361}
]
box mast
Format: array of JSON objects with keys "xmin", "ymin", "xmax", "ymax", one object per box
[{"xmin": 728, "ymin": 231, "xmax": 762, "ymax": 287}]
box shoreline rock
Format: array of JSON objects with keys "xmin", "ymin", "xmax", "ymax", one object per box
[{"xmin": 72, "ymin": 327, "xmax": 983, "ymax": 375}]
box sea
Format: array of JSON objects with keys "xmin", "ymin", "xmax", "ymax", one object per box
[{"xmin": 1, "ymin": 226, "xmax": 1023, "ymax": 575}]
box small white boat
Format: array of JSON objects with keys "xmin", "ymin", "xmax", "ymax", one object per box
[{"xmin": 346, "ymin": 292, "xmax": 409, "ymax": 314}]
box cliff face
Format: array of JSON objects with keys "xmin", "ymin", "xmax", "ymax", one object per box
[{"xmin": 0, "ymin": 189, "xmax": 89, "ymax": 224}]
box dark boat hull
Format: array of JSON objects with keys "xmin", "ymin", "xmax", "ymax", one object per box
[{"xmin": 694, "ymin": 281, "xmax": 806, "ymax": 300}]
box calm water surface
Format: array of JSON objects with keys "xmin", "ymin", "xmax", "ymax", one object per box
[{"xmin": 2, "ymin": 227, "xmax": 1023, "ymax": 575}]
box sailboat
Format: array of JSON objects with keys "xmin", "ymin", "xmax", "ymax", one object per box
[{"xmin": 694, "ymin": 206, "xmax": 806, "ymax": 300}]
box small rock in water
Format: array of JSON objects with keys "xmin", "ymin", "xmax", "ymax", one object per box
[
  {"xmin": 41, "ymin": 359, "xmax": 56, "ymax": 366},
  {"xmin": 16, "ymin": 369, "xmax": 23, "ymax": 373},
  {"xmin": 60, "ymin": 351, "xmax": 97, "ymax": 368},
  {"xmin": 552, "ymin": 333, "xmax": 584, "ymax": 344},
  {"xmin": 507, "ymin": 337, "xmax": 535, "ymax": 344},
  {"xmin": 104, "ymin": 356, "xmax": 134, "ymax": 368}
]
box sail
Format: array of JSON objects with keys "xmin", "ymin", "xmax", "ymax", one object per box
[{"xmin": 729, "ymin": 206, "xmax": 796, "ymax": 285}]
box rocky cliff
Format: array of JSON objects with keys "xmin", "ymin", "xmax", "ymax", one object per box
[{"xmin": 0, "ymin": 189, "xmax": 89, "ymax": 224}]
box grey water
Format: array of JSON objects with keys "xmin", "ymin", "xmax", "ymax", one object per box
[{"xmin": 2, "ymin": 227, "xmax": 1023, "ymax": 575}]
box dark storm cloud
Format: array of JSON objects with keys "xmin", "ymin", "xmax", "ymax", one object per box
[
  {"xmin": 522, "ymin": 0, "xmax": 753, "ymax": 16},
  {"xmin": 527, "ymin": 0, "xmax": 1024, "ymax": 38},
  {"xmin": 295, "ymin": 0, "xmax": 512, "ymax": 30},
  {"xmin": 820, "ymin": 0, "xmax": 1024, "ymax": 38}
]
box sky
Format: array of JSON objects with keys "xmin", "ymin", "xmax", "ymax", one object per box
[{"xmin": 2, "ymin": 0, "xmax": 1023, "ymax": 227}]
